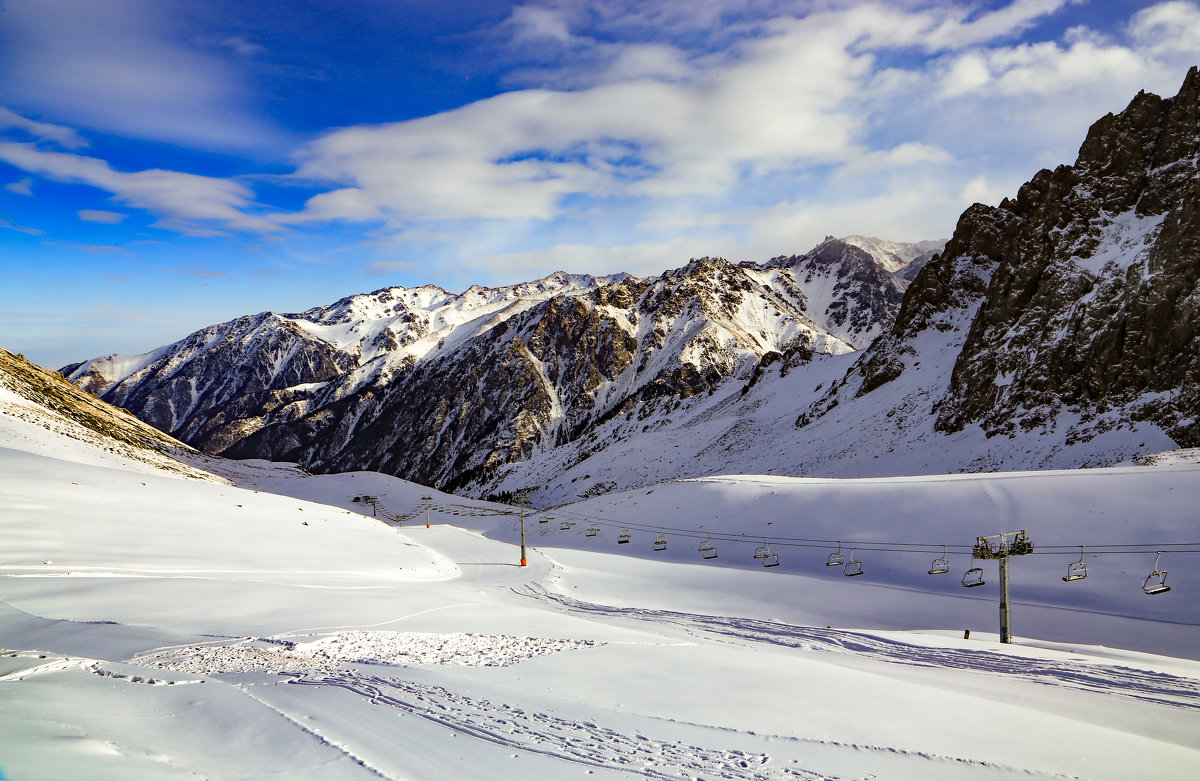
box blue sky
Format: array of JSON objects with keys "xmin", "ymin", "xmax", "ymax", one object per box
[{"xmin": 1, "ymin": 0, "xmax": 1198, "ymax": 368}]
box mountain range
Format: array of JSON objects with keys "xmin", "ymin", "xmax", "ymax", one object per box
[{"xmin": 58, "ymin": 67, "xmax": 1200, "ymax": 505}]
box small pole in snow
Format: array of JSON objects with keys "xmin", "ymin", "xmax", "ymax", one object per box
[{"xmin": 422, "ymin": 495, "xmax": 431, "ymax": 529}]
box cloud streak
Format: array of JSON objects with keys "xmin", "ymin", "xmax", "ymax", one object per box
[
  {"xmin": 0, "ymin": 0, "xmax": 279, "ymax": 151},
  {"xmin": 0, "ymin": 142, "xmax": 279, "ymax": 235}
]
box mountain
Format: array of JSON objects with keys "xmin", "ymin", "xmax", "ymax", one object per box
[
  {"xmin": 467, "ymin": 68, "xmax": 1200, "ymax": 503},
  {"xmin": 797, "ymin": 65, "xmax": 1200, "ymax": 462},
  {"xmin": 58, "ymin": 239, "xmax": 932, "ymax": 492},
  {"xmin": 55, "ymin": 69, "xmax": 1199, "ymax": 502},
  {"xmin": 60, "ymin": 272, "xmax": 626, "ymax": 455}
]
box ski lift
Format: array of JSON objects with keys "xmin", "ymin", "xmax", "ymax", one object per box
[
  {"xmin": 699, "ymin": 537, "xmax": 718, "ymax": 559},
  {"xmin": 826, "ymin": 542, "xmax": 845, "ymax": 567},
  {"xmin": 1142, "ymin": 552, "xmax": 1170, "ymax": 595},
  {"xmin": 1062, "ymin": 546, "xmax": 1087, "ymax": 582},
  {"xmin": 753, "ymin": 538, "xmax": 771, "ymax": 559},
  {"xmin": 560, "ymin": 520, "xmax": 572, "ymax": 530},
  {"xmin": 962, "ymin": 567, "xmax": 985, "ymax": 588},
  {"xmin": 617, "ymin": 529, "xmax": 632, "ymax": 544},
  {"xmin": 538, "ymin": 514, "xmax": 550, "ymax": 524},
  {"xmin": 928, "ymin": 545, "xmax": 950, "ymax": 575},
  {"xmin": 585, "ymin": 525, "xmax": 599, "ymax": 537},
  {"xmin": 762, "ymin": 544, "xmax": 780, "ymax": 568},
  {"xmin": 843, "ymin": 549, "xmax": 864, "ymax": 577},
  {"xmin": 653, "ymin": 533, "xmax": 668, "ymax": 551}
]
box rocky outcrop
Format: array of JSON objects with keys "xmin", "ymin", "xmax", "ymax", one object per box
[
  {"xmin": 934, "ymin": 67, "xmax": 1200, "ymax": 446},
  {"xmin": 801, "ymin": 66, "xmax": 1200, "ymax": 452}
]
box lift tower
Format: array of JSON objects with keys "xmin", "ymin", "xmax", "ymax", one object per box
[{"xmin": 971, "ymin": 531, "xmax": 1034, "ymax": 644}]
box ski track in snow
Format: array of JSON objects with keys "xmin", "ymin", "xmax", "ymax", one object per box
[
  {"xmin": 284, "ymin": 673, "xmax": 1076, "ymax": 781},
  {"xmin": 513, "ymin": 585, "xmax": 1200, "ymax": 712}
]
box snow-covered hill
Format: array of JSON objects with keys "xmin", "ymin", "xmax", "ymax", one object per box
[{"xmin": 3, "ymin": 348, "xmax": 1199, "ymax": 780}]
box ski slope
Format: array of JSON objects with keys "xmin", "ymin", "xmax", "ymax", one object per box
[{"xmin": 2, "ymin": 406, "xmax": 1199, "ymax": 779}]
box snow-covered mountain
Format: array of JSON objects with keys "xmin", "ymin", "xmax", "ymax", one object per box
[
  {"xmin": 54, "ymin": 69, "xmax": 1200, "ymax": 502},
  {"xmin": 473, "ymin": 68, "xmax": 1200, "ymax": 503},
  {"xmin": 60, "ymin": 238, "xmax": 931, "ymax": 491}
]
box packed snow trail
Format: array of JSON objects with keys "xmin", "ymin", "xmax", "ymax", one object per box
[{"xmin": 513, "ymin": 584, "xmax": 1200, "ymax": 711}]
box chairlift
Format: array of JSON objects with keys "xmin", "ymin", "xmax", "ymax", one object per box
[
  {"xmin": 560, "ymin": 520, "xmax": 572, "ymax": 530},
  {"xmin": 1062, "ymin": 545, "xmax": 1087, "ymax": 582},
  {"xmin": 699, "ymin": 537, "xmax": 718, "ymax": 559},
  {"xmin": 1142, "ymin": 552, "xmax": 1170, "ymax": 595},
  {"xmin": 753, "ymin": 537, "xmax": 771, "ymax": 559},
  {"xmin": 617, "ymin": 529, "xmax": 632, "ymax": 544},
  {"xmin": 962, "ymin": 567, "xmax": 985, "ymax": 588},
  {"xmin": 826, "ymin": 542, "xmax": 845, "ymax": 567},
  {"xmin": 653, "ymin": 533, "xmax": 668, "ymax": 551},
  {"xmin": 585, "ymin": 525, "xmax": 599, "ymax": 537},
  {"xmin": 762, "ymin": 548, "xmax": 780, "ymax": 568},
  {"xmin": 843, "ymin": 549, "xmax": 864, "ymax": 577},
  {"xmin": 928, "ymin": 545, "xmax": 950, "ymax": 575},
  {"xmin": 538, "ymin": 514, "xmax": 550, "ymax": 524}
]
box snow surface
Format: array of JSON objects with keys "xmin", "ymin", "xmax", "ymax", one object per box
[{"xmin": 2, "ymin": 401, "xmax": 1199, "ymax": 779}]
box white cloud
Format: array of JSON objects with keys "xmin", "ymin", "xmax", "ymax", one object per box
[
  {"xmin": 220, "ymin": 36, "xmax": 266, "ymax": 57},
  {"xmin": 5, "ymin": 177, "xmax": 34, "ymax": 195},
  {"xmin": 0, "ymin": 0, "xmax": 278, "ymax": 150},
  {"xmin": 78, "ymin": 209, "xmax": 128, "ymax": 224},
  {"xmin": 276, "ymin": 0, "xmax": 1200, "ymax": 282},
  {"xmin": 0, "ymin": 143, "xmax": 278, "ymax": 234},
  {"xmin": 1129, "ymin": 0, "xmax": 1200, "ymax": 53},
  {"xmin": 0, "ymin": 107, "xmax": 87, "ymax": 149}
]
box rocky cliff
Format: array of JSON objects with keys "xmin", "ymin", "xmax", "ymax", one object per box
[{"xmin": 802, "ymin": 66, "xmax": 1200, "ymax": 455}]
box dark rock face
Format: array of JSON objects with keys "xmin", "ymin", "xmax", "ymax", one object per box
[
  {"xmin": 805, "ymin": 67, "xmax": 1200, "ymax": 451},
  {"xmin": 934, "ymin": 67, "xmax": 1200, "ymax": 446}
]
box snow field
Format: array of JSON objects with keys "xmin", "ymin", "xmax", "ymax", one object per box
[{"xmin": 3, "ymin": 413, "xmax": 1200, "ymax": 779}]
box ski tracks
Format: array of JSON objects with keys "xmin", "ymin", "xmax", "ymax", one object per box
[
  {"xmin": 512, "ymin": 584, "xmax": 1200, "ymax": 712},
  {"xmin": 288, "ymin": 673, "xmax": 836, "ymax": 780}
]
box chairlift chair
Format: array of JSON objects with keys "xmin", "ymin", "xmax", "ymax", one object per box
[
  {"xmin": 762, "ymin": 549, "xmax": 780, "ymax": 568},
  {"xmin": 753, "ymin": 538, "xmax": 771, "ymax": 559},
  {"xmin": 538, "ymin": 515, "xmax": 549, "ymax": 524},
  {"xmin": 962, "ymin": 567, "xmax": 985, "ymax": 588},
  {"xmin": 843, "ymin": 549, "xmax": 864, "ymax": 577},
  {"xmin": 653, "ymin": 533, "xmax": 668, "ymax": 551},
  {"xmin": 1062, "ymin": 546, "xmax": 1087, "ymax": 582},
  {"xmin": 1142, "ymin": 552, "xmax": 1171, "ymax": 595},
  {"xmin": 928, "ymin": 545, "xmax": 950, "ymax": 575},
  {"xmin": 699, "ymin": 537, "xmax": 718, "ymax": 559},
  {"xmin": 826, "ymin": 542, "xmax": 846, "ymax": 567},
  {"xmin": 560, "ymin": 520, "xmax": 572, "ymax": 530},
  {"xmin": 585, "ymin": 525, "xmax": 599, "ymax": 537},
  {"xmin": 617, "ymin": 529, "xmax": 632, "ymax": 544}
]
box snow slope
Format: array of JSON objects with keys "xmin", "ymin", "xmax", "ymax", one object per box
[{"xmin": 2, "ymin": 400, "xmax": 1199, "ymax": 779}]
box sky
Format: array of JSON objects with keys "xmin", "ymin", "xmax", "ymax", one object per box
[{"xmin": 1, "ymin": 0, "xmax": 1198, "ymax": 369}]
